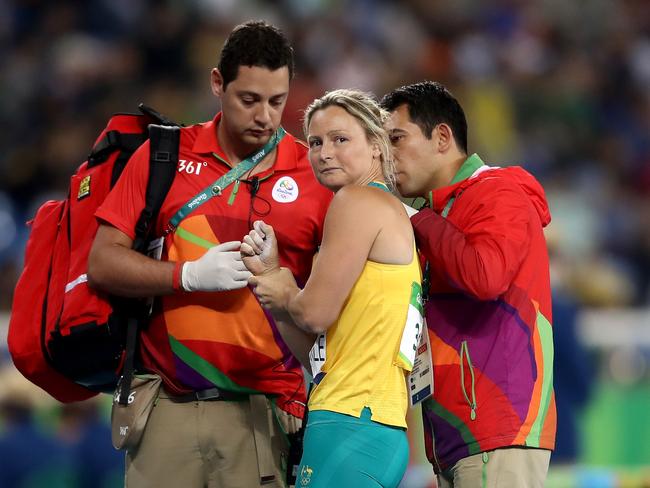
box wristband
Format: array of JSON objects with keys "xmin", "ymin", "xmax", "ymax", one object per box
[{"xmin": 172, "ymin": 261, "xmax": 185, "ymax": 293}]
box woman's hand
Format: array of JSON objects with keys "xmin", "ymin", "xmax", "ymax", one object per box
[
  {"xmin": 240, "ymin": 220, "xmax": 280, "ymax": 276},
  {"xmin": 249, "ymin": 267, "xmax": 297, "ymax": 312}
]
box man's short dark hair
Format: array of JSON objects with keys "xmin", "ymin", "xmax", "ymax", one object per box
[
  {"xmin": 218, "ymin": 20, "xmax": 294, "ymax": 89},
  {"xmin": 381, "ymin": 81, "xmax": 468, "ymax": 154}
]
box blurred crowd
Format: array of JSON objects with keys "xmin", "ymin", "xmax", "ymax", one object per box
[
  {"xmin": 0, "ymin": 1, "xmax": 649, "ymax": 486},
  {"xmin": 1, "ymin": 0, "xmax": 649, "ymax": 310},
  {"xmin": 0, "ymin": 362, "xmax": 122, "ymax": 487}
]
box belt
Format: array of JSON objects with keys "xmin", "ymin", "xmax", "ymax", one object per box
[{"xmin": 163, "ymin": 387, "xmax": 249, "ymax": 403}]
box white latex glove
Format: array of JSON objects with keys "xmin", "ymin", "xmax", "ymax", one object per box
[{"xmin": 181, "ymin": 241, "xmax": 252, "ymax": 292}]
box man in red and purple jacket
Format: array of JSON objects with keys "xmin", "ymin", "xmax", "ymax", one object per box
[{"xmin": 382, "ymin": 81, "xmax": 555, "ymax": 488}]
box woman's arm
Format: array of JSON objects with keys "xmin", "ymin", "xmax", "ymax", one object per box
[
  {"xmin": 250, "ymin": 186, "xmax": 384, "ymax": 333},
  {"xmin": 241, "ymin": 223, "xmax": 316, "ymax": 368}
]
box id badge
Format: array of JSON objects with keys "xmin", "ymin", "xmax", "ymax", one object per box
[
  {"xmin": 397, "ymin": 282, "xmax": 425, "ymax": 370},
  {"xmin": 146, "ymin": 237, "xmax": 164, "ymax": 261},
  {"xmin": 408, "ymin": 321, "xmax": 434, "ymax": 407},
  {"xmin": 145, "ymin": 237, "xmax": 164, "ymax": 314}
]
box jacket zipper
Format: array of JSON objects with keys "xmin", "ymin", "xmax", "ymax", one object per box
[{"xmin": 460, "ymin": 340, "xmax": 478, "ymax": 420}]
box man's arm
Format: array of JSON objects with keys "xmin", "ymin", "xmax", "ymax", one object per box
[
  {"xmin": 88, "ymin": 224, "xmax": 175, "ymax": 297},
  {"xmin": 412, "ymin": 179, "xmax": 532, "ymax": 300},
  {"xmin": 89, "ymin": 224, "xmax": 251, "ymax": 297},
  {"xmin": 88, "ymin": 139, "xmax": 178, "ymax": 297}
]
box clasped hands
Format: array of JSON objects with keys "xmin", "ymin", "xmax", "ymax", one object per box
[
  {"xmin": 178, "ymin": 220, "xmax": 295, "ymax": 311},
  {"xmin": 240, "ymin": 220, "xmax": 297, "ymax": 312}
]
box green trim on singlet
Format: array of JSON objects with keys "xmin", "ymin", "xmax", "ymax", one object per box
[{"xmin": 367, "ymin": 181, "xmax": 391, "ymax": 193}]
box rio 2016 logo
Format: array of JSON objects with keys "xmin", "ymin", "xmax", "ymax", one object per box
[
  {"xmin": 279, "ymin": 180, "xmax": 294, "ymax": 191},
  {"xmin": 272, "ymin": 177, "xmax": 299, "ymax": 203}
]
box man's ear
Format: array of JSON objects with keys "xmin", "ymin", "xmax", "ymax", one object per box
[
  {"xmin": 434, "ymin": 123, "xmax": 454, "ymax": 153},
  {"xmin": 211, "ymin": 68, "xmax": 224, "ymax": 97}
]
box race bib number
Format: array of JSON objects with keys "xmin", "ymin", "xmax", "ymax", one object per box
[
  {"xmin": 408, "ymin": 322, "xmax": 434, "ymax": 407},
  {"xmin": 308, "ymin": 334, "xmax": 326, "ymax": 378},
  {"xmin": 396, "ymin": 282, "xmax": 425, "ymax": 370}
]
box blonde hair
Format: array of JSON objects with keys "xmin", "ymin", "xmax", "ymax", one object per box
[{"xmin": 303, "ymin": 89, "xmax": 396, "ymax": 190}]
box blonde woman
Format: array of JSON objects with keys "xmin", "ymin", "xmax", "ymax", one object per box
[{"xmin": 241, "ymin": 90, "xmax": 423, "ymax": 488}]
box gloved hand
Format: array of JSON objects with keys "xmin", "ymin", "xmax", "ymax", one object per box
[
  {"xmin": 240, "ymin": 220, "xmax": 280, "ymax": 276},
  {"xmin": 181, "ymin": 241, "xmax": 252, "ymax": 292}
]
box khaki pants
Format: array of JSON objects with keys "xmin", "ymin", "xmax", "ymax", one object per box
[
  {"xmin": 437, "ymin": 447, "xmax": 551, "ymax": 488},
  {"xmin": 125, "ymin": 394, "xmax": 289, "ymax": 488}
]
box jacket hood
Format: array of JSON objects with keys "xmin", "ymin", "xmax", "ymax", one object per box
[
  {"xmin": 431, "ymin": 164, "xmax": 551, "ymax": 227},
  {"xmin": 497, "ymin": 166, "xmax": 551, "ymax": 227}
]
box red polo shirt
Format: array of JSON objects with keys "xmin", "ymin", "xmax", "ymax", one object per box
[{"xmin": 96, "ymin": 113, "xmax": 332, "ymax": 415}]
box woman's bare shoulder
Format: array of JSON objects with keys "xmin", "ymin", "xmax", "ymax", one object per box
[{"xmin": 332, "ymin": 184, "xmax": 401, "ymax": 207}]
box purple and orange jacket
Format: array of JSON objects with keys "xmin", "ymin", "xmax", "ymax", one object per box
[{"xmin": 412, "ymin": 154, "xmax": 556, "ymax": 472}]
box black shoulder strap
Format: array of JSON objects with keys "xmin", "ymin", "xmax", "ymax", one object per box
[
  {"xmin": 133, "ymin": 124, "xmax": 180, "ymax": 253},
  {"xmin": 118, "ymin": 316, "xmax": 140, "ymax": 405},
  {"xmin": 138, "ymin": 103, "xmax": 179, "ymax": 127},
  {"xmin": 88, "ymin": 131, "xmax": 148, "ymax": 170},
  {"xmin": 118, "ymin": 124, "xmax": 179, "ymax": 405}
]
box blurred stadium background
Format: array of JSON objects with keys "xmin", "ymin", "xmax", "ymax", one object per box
[{"xmin": 0, "ymin": 0, "xmax": 649, "ymax": 486}]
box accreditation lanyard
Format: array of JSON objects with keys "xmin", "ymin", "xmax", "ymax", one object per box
[{"xmin": 166, "ymin": 127, "xmax": 286, "ymax": 232}]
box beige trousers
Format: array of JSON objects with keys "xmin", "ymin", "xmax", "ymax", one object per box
[
  {"xmin": 125, "ymin": 394, "xmax": 289, "ymax": 488},
  {"xmin": 437, "ymin": 447, "xmax": 551, "ymax": 488}
]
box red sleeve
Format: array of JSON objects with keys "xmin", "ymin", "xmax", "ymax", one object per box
[
  {"xmin": 412, "ymin": 179, "xmax": 531, "ymax": 300},
  {"xmin": 95, "ymin": 141, "xmax": 150, "ymax": 240}
]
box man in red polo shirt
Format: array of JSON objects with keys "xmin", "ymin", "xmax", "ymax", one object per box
[{"xmin": 88, "ymin": 21, "xmax": 332, "ymax": 488}]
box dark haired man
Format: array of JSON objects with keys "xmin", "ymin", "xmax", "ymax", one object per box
[
  {"xmin": 382, "ymin": 81, "xmax": 556, "ymax": 488},
  {"xmin": 89, "ymin": 21, "xmax": 332, "ymax": 487}
]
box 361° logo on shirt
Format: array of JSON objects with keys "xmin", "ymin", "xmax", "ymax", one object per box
[{"xmin": 178, "ymin": 160, "xmax": 207, "ymax": 175}]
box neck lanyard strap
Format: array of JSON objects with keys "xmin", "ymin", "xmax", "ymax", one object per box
[{"xmin": 167, "ymin": 127, "xmax": 286, "ymax": 231}]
